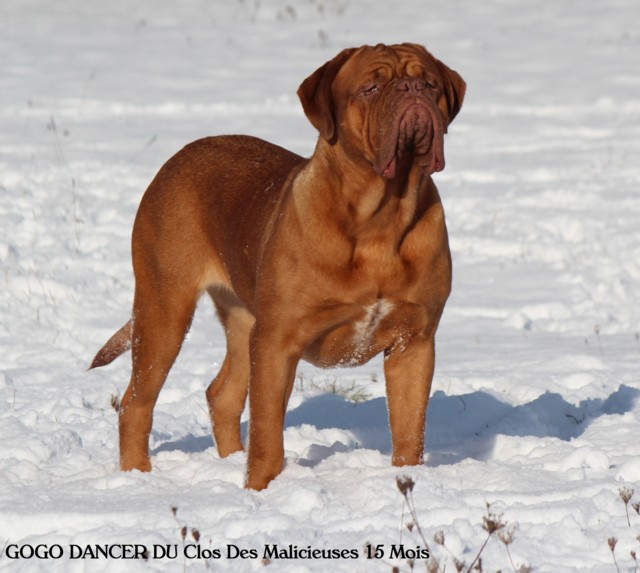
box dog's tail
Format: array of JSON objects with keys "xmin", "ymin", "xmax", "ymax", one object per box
[{"xmin": 89, "ymin": 320, "xmax": 132, "ymax": 369}]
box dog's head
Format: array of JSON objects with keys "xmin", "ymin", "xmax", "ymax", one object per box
[{"xmin": 298, "ymin": 43, "xmax": 466, "ymax": 179}]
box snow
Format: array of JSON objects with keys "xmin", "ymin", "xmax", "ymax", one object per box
[{"xmin": 1, "ymin": 0, "xmax": 640, "ymax": 571}]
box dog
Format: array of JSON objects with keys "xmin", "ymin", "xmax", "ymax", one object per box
[{"xmin": 90, "ymin": 43, "xmax": 465, "ymax": 490}]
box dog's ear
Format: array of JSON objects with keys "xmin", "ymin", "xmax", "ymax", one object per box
[
  {"xmin": 436, "ymin": 59, "xmax": 466, "ymax": 127},
  {"xmin": 297, "ymin": 48, "xmax": 356, "ymax": 142}
]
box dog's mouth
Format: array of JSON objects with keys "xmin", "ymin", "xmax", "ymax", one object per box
[{"xmin": 374, "ymin": 102, "xmax": 445, "ymax": 180}]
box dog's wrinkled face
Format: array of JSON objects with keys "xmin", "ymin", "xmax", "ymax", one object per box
[{"xmin": 298, "ymin": 43, "xmax": 466, "ymax": 179}]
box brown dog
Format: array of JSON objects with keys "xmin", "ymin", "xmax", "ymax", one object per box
[{"xmin": 91, "ymin": 43, "xmax": 465, "ymax": 490}]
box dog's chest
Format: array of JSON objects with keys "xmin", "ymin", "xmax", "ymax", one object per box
[{"xmin": 333, "ymin": 297, "xmax": 408, "ymax": 367}]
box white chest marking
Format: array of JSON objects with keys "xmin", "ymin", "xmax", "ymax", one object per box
[{"xmin": 353, "ymin": 299, "xmax": 394, "ymax": 347}]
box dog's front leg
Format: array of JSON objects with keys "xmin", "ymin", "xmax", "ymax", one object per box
[
  {"xmin": 383, "ymin": 333, "xmax": 436, "ymax": 467},
  {"xmin": 245, "ymin": 325, "xmax": 301, "ymax": 490}
]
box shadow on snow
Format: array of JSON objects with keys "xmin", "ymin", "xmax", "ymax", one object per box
[{"xmin": 152, "ymin": 384, "xmax": 639, "ymax": 468}]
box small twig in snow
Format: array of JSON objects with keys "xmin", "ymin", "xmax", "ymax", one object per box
[
  {"xmin": 609, "ymin": 537, "xmax": 621, "ymax": 573},
  {"xmin": 619, "ymin": 487, "xmax": 634, "ymax": 527}
]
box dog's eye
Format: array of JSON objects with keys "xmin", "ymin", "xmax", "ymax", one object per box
[{"xmin": 360, "ymin": 84, "xmax": 379, "ymax": 96}]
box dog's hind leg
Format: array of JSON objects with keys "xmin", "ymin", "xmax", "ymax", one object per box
[
  {"xmin": 118, "ymin": 271, "xmax": 199, "ymax": 472},
  {"xmin": 205, "ymin": 288, "xmax": 255, "ymax": 458}
]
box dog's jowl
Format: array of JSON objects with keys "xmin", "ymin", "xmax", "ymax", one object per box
[{"xmin": 91, "ymin": 43, "xmax": 465, "ymax": 491}]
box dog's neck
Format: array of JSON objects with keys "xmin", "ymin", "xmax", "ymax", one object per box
[{"xmin": 298, "ymin": 138, "xmax": 434, "ymax": 238}]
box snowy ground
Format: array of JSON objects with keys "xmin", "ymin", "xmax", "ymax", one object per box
[{"xmin": 1, "ymin": 0, "xmax": 640, "ymax": 571}]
